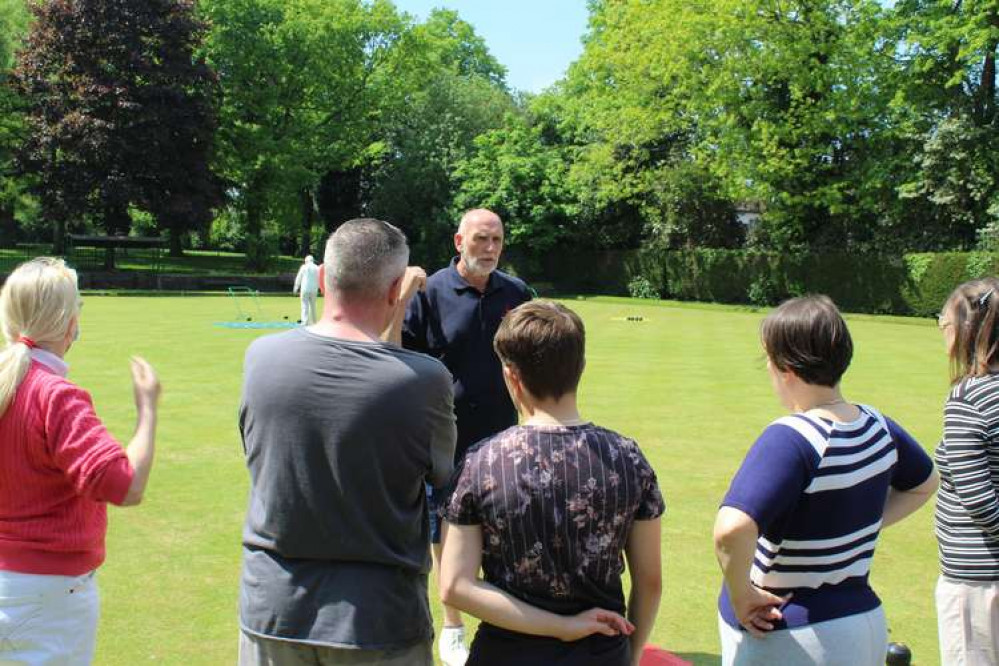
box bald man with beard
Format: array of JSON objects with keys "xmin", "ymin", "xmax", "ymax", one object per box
[{"xmin": 399, "ymin": 209, "xmax": 532, "ymax": 666}]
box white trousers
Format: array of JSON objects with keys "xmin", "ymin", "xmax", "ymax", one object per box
[
  {"xmin": 0, "ymin": 569, "xmax": 99, "ymax": 665},
  {"xmin": 937, "ymin": 575, "xmax": 999, "ymax": 666},
  {"xmin": 719, "ymin": 606, "xmax": 887, "ymax": 666},
  {"xmin": 300, "ymin": 293, "xmax": 318, "ymax": 325}
]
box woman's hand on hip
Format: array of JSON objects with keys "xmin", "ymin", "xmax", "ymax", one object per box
[{"xmin": 731, "ymin": 584, "xmax": 791, "ymax": 638}]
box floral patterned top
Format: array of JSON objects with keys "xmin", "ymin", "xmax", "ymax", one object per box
[{"xmin": 445, "ymin": 423, "xmax": 665, "ymax": 616}]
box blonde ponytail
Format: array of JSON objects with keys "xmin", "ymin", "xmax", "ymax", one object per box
[
  {"xmin": 0, "ymin": 343, "xmax": 32, "ymax": 417},
  {"xmin": 0, "ymin": 258, "xmax": 80, "ymax": 417}
]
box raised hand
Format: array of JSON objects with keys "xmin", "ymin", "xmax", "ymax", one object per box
[
  {"xmin": 400, "ymin": 266, "xmax": 427, "ymax": 303},
  {"xmin": 129, "ymin": 356, "xmax": 161, "ymax": 412}
]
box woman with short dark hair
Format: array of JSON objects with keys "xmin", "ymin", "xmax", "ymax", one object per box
[
  {"xmin": 440, "ymin": 300, "xmax": 663, "ymax": 666},
  {"xmin": 935, "ymin": 278, "xmax": 999, "ymax": 665},
  {"xmin": 714, "ymin": 295, "xmax": 937, "ymax": 665}
]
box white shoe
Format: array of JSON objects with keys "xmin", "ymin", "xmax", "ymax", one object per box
[{"xmin": 438, "ymin": 625, "xmax": 469, "ymax": 666}]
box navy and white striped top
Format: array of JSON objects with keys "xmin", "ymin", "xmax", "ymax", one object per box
[
  {"xmin": 936, "ymin": 374, "xmax": 999, "ymax": 581},
  {"xmin": 719, "ymin": 405, "xmax": 934, "ymax": 630}
]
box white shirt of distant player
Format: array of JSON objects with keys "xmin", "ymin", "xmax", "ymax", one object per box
[{"xmin": 294, "ymin": 260, "xmax": 321, "ymax": 295}]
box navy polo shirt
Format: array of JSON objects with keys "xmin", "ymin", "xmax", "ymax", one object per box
[{"xmin": 403, "ymin": 257, "xmax": 531, "ymax": 457}]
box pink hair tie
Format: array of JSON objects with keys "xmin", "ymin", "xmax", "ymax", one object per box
[{"xmin": 17, "ymin": 336, "xmax": 36, "ymax": 349}]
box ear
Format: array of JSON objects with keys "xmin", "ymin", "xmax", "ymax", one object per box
[
  {"xmin": 453, "ymin": 231, "xmax": 463, "ymax": 254},
  {"xmin": 502, "ymin": 363, "xmax": 522, "ymax": 398},
  {"xmin": 387, "ymin": 274, "xmax": 403, "ymax": 306}
]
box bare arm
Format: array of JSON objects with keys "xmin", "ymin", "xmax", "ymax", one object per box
[
  {"xmin": 121, "ymin": 357, "xmax": 160, "ymax": 506},
  {"xmin": 713, "ymin": 507, "xmax": 789, "ymax": 637},
  {"xmin": 882, "ymin": 469, "xmax": 939, "ymax": 528},
  {"xmin": 625, "ymin": 518, "xmax": 662, "ymax": 666},
  {"xmin": 440, "ymin": 524, "xmax": 634, "ymax": 642},
  {"xmin": 382, "ymin": 266, "xmax": 426, "ymax": 346}
]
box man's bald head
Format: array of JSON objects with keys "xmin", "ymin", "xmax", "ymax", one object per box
[
  {"xmin": 455, "ymin": 209, "xmax": 504, "ymax": 280},
  {"xmin": 458, "ymin": 209, "xmax": 502, "ymax": 236}
]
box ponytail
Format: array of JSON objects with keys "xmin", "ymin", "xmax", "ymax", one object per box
[{"xmin": 0, "ymin": 342, "xmax": 33, "ymax": 417}]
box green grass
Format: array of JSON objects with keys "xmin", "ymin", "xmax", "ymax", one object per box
[{"xmin": 65, "ymin": 294, "xmax": 948, "ymax": 665}]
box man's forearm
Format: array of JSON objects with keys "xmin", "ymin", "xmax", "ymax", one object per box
[{"xmin": 382, "ymin": 305, "xmax": 406, "ymax": 346}]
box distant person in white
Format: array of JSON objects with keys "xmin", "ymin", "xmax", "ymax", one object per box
[{"xmin": 293, "ymin": 255, "xmax": 321, "ymax": 325}]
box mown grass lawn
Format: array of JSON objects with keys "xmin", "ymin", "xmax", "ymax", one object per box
[{"xmin": 71, "ymin": 293, "xmax": 947, "ymax": 665}]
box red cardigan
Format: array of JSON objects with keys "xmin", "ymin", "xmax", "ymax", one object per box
[{"xmin": 0, "ymin": 361, "xmax": 134, "ymax": 576}]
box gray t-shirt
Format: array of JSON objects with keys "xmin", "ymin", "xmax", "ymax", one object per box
[{"xmin": 238, "ymin": 327, "xmax": 456, "ymax": 649}]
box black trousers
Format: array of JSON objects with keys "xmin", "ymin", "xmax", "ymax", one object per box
[{"xmin": 467, "ymin": 624, "xmax": 631, "ymax": 666}]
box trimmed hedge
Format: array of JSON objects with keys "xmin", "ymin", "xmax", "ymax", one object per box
[{"xmin": 507, "ymin": 248, "xmax": 999, "ymax": 317}]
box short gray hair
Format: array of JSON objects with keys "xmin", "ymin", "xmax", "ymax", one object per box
[{"xmin": 324, "ymin": 218, "xmax": 408, "ymax": 299}]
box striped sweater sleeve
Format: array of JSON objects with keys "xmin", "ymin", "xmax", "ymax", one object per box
[{"xmin": 943, "ymin": 396, "xmax": 999, "ymax": 536}]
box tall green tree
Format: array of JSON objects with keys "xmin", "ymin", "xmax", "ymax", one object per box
[
  {"xmin": 202, "ymin": 0, "xmax": 413, "ymax": 268},
  {"xmin": 567, "ymin": 0, "xmax": 904, "ymax": 252},
  {"xmin": 15, "ymin": 0, "xmax": 221, "ymax": 255},
  {"xmin": 894, "ymin": 0, "xmax": 999, "ymax": 248},
  {"xmin": 366, "ymin": 8, "xmax": 513, "ymax": 263},
  {"xmin": 0, "ymin": 0, "xmax": 31, "ymax": 246}
]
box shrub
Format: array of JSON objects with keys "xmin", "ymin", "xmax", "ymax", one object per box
[{"xmin": 628, "ymin": 275, "xmax": 660, "ymax": 299}]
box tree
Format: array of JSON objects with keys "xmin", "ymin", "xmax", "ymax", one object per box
[
  {"xmin": 201, "ymin": 0, "xmax": 413, "ymax": 269},
  {"xmin": 0, "ymin": 0, "xmax": 31, "ymax": 247},
  {"xmin": 563, "ymin": 0, "xmax": 906, "ymax": 252},
  {"xmin": 15, "ymin": 0, "xmax": 221, "ymax": 256},
  {"xmin": 365, "ymin": 8, "xmax": 513, "ymax": 264},
  {"xmin": 453, "ymin": 113, "xmax": 574, "ymax": 252},
  {"xmin": 893, "ymin": 0, "xmax": 999, "ymax": 247}
]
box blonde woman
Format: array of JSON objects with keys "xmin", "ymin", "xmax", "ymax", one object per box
[
  {"xmin": 0, "ymin": 258, "xmax": 160, "ymax": 664},
  {"xmin": 935, "ymin": 277, "xmax": 999, "ymax": 665}
]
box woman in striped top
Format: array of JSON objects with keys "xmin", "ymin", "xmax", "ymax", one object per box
[
  {"xmin": 714, "ymin": 295, "xmax": 938, "ymax": 666},
  {"xmin": 935, "ymin": 277, "xmax": 999, "ymax": 665}
]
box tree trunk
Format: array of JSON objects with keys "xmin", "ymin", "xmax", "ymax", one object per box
[
  {"xmin": 104, "ymin": 202, "xmax": 131, "ymax": 236},
  {"xmin": 52, "ymin": 215, "xmax": 66, "ymax": 255},
  {"xmin": 300, "ymin": 188, "xmax": 314, "ymax": 257},
  {"xmin": 169, "ymin": 224, "xmax": 184, "ymax": 257},
  {"xmin": 244, "ymin": 172, "xmax": 269, "ymax": 272},
  {"xmin": 0, "ymin": 200, "xmax": 16, "ymax": 248}
]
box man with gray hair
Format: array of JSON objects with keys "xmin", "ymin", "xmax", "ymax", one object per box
[{"xmin": 238, "ymin": 218, "xmax": 456, "ymax": 665}]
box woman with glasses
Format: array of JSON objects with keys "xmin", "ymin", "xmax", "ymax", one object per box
[
  {"xmin": 935, "ymin": 278, "xmax": 999, "ymax": 665},
  {"xmin": 0, "ymin": 258, "xmax": 160, "ymax": 664}
]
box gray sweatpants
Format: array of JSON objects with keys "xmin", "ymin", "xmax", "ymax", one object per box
[
  {"xmin": 238, "ymin": 630, "xmax": 433, "ymax": 666},
  {"xmin": 718, "ymin": 606, "xmax": 887, "ymax": 666}
]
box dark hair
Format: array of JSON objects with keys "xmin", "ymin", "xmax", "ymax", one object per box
[
  {"xmin": 493, "ymin": 300, "xmax": 585, "ymax": 401},
  {"xmin": 760, "ymin": 295, "xmax": 853, "ymax": 387},
  {"xmin": 942, "ymin": 277, "xmax": 999, "ymax": 384}
]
